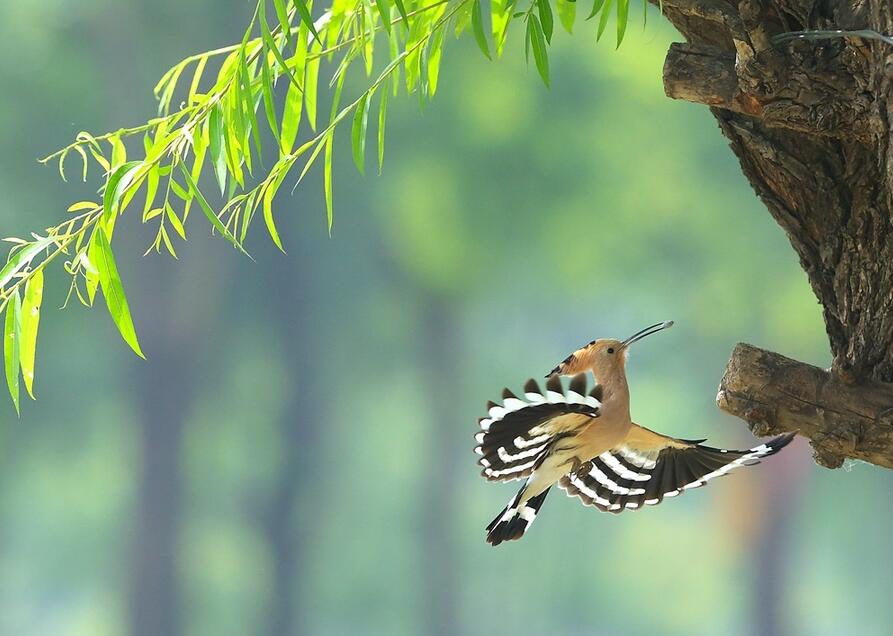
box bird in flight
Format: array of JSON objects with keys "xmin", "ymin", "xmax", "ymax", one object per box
[{"xmin": 474, "ymin": 321, "xmax": 794, "ymax": 546}]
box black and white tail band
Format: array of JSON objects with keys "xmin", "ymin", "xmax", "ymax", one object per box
[
  {"xmin": 485, "ymin": 485, "xmax": 551, "ymax": 546},
  {"xmin": 560, "ymin": 433, "xmax": 796, "ymax": 513},
  {"xmin": 473, "ymin": 374, "xmax": 602, "ymax": 482}
]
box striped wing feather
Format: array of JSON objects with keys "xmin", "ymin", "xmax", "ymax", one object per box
[
  {"xmin": 560, "ymin": 431, "xmax": 796, "ymax": 513},
  {"xmin": 474, "ymin": 374, "xmax": 601, "ymax": 482}
]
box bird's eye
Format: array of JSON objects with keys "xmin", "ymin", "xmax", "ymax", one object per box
[{"xmin": 607, "ymin": 347, "xmax": 615, "ymax": 354}]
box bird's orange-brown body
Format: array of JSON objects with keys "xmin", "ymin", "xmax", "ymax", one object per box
[{"xmin": 474, "ymin": 321, "xmax": 794, "ymax": 546}]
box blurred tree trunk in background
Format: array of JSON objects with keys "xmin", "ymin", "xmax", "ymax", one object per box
[
  {"xmin": 126, "ymin": 240, "xmax": 225, "ymax": 636},
  {"xmin": 262, "ymin": 252, "xmax": 323, "ymax": 636},
  {"xmin": 417, "ymin": 295, "xmax": 460, "ymax": 636},
  {"xmin": 661, "ymin": 0, "xmax": 893, "ymax": 470},
  {"xmin": 128, "ymin": 259, "xmax": 192, "ymax": 636},
  {"xmin": 129, "ymin": 343, "xmax": 190, "ymax": 636}
]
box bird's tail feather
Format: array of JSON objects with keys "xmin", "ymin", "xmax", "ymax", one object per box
[{"xmin": 486, "ymin": 485, "xmax": 550, "ymax": 546}]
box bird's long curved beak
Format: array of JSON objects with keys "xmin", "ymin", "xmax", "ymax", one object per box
[{"xmin": 621, "ymin": 320, "xmax": 674, "ymax": 349}]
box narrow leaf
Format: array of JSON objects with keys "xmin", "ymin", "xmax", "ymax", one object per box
[
  {"xmin": 471, "ymin": 0, "xmax": 492, "ymax": 59},
  {"xmin": 4, "ymin": 291, "xmax": 21, "ymax": 414},
  {"xmin": 587, "ymin": 0, "xmax": 606, "ymax": 19},
  {"xmin": 189, "ymin": 56, "xmax": 208, "ymax": 103},
  {"xmin": 557, "ymin": 0, "xmax": 576, "ymax": 33},
  {"xmin": 102, "ymin": 161, "xmax": 143, "ymax": 227},
  {"xmin": 281, "ymin": 77, "xmax": 304, "ymax": 154},
  {"xmin": 597, "ymin": 0, "xmax": 614, "ymax": 39},
  {"xmin": 393, "ymin": 0, "xmax": 410, "ymax": 24},
  {"xmin": 377, "ymin": 86, "xmax": 388, "ymax": 174},
  {"xmin": 538, "ymin": 0, "xmax": 554, "ymax": 43},
  {"xmin": 427, "ymin": 28, "xmax": 445, "ymax": 95},
  {"xmin": 166, "ymin": 204, "xmax": 187, "ymax": 240},
  {"xmin": 260, "ymin": 51, "xmax": 281, "ymax": 139},
  {"xmin": 324, "ymin": 133, "xmax": 334, "ymax": 234},
  {"xmin": 616, "ymin": 0, "xmax": 629, "ymax": 46},
  {"xmin": 0, "ymin": 237, "xmax": 55, "ymax": 291},
  {"xmin": 294, "ymin": 0, "xmax": 322, "ymax": 43},
  {"xmin": 528, "ymin": 15, "xmax": 550, "ymax": 86},
  {"xmin": 374, "ymin": 0, "xmax": 392, "ymax": 32},
  {"xmin": 263, "ymin": 172, "xmax": 287, "ymax": 253},
  {"xmin": 209, "ymin": 104, "xmax": 228, "ymax": 196},
  {"xmin": 491, "ymin": 0, "xmax": 513, "ymax": 56},
  {"xmin": 20, "ymin": 269, "xmax": 42, "ymax": 400},
  {"xmin": 352, "ymin": 94, "xmax": 370, "ymax": 176},
  {"xmin": 94, "ymin": 227, "xmax": 144, "ymax": 358},
  {"xmin": 305, "ymin": 43, "xmax": 321, "ymax": 131},
  {"xmin": 272, "ymin": 0, "xmax": 293, "ymax": 47}
]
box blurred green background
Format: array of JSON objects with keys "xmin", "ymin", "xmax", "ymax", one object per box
[{"xmin": 2, "ymin": 1, "xmax": 892, "ymax": 635}]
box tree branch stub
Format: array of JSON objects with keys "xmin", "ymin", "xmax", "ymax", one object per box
[{"xmin": 718, "ymin": 343, "xmax": 893, "ymax": 470}]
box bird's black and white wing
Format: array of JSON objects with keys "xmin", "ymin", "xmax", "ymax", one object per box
[
  {"xmin": 474, "ymin": 374, "xmax": 601, "ymax": 482},
  {"xmin": 559, "ymin": 424, "xmax": 795, "ymax": 513}
]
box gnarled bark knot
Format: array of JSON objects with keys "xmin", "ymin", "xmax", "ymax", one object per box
[
  {"xmin": 660, "ymin": 0, "xmax": 880, "ymax": 139},
  {"xmin": 718, "ymin": 343, "xmax": 893, "ymax": 470}
]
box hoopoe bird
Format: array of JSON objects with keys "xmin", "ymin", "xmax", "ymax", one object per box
[{"xmin": 474, "ymin": 321, "xmax": 795, "ymax": 546}]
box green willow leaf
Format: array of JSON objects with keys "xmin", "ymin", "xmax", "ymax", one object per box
[
  {"xmin": 427, "ymin": 27, "xmax": 445, "ymax": 95},
  {"xmin": 392, "ymin": 0, "xmax": 410, "ymax": 25},
  {"xmin": 102, "ymin": 161, "xmax": 143, "ymax": 227},
  {"xmin": 294, "ymin": 0, "xmax": 322, "ymax": 43},
  {"xmin": 323, "ymin": 73, "xmax": 344, "ymax": 233},
  {"xmin": 587, "ymin": 0, "xmax": 606, "ymax": 19},
  {"xmin": 166, "ymin": 203, "xmax": 187, "ymax": 240},
  {"xmin": 260, "ymin": 4, "xmax": 305, "ymax": 92},
  {"xmin": 238, "ymin": 46, "xmax": 263, "ymax": 164},
  {"xmin": 352, "ymin": 93, "xmax": 370, "ymax": 176},
  {"xmin": 281, "ymin": 74, "xmax": 304, "ymax": 154},
  {"xmin": 616, "ymin": 0, "xmax": 629, "ymax": 46},
  {"xmin": 377, "ymin": 86, "xmax": 388, "ymax": 174},
  {"xmin": 188, "ymin": 56, "xmax": 208, "ymax": 104},
  {"xmin": 597, "ymin": 0, "xmax": 614, "ymax": 39},
  {"xmin": 209, "ymin": 104, "xmax": 228, "ymax": 196},
  {"xmin": 86, "ymin": 238, "xmax": 100, "ymax": 305},
  {"xmin": 491, "ymin": 0, "xmax": 512, "ymax": 55},
  {"xmin": 20, "ymin": 268, "xmax": 43, "ymax": 400},
  {"xmin": 0, "ymin": 236, "xmax": 55, "ymax": 291},
  {"xmin": 471, "ymin": 0, "xmax": 492, "ymax": 59},
  {"xmin": 261, "ymin": 50, "xmax": 281, "ymax": 139},
  {"xmin": 305, "ymin": 42, "xmax": 321, "ymax": 131},
  {"xmin": 528, "ymin": 15, "xmax": 550, "ymax": 86},
  {"xmin": 557, "ymin": 0, "xmax": 576, "ymax": 33},
  {"xmin": 94, "ymin": 227, "xmax": 144, "ymax": 359},
  {"xmin": 4, "ymin": 291, "xmax": 21, "ymax": 414},
  {"xmin": 272, "ymin": 0, "xmax": 293, "ymax": 47},
  {"xmin": 263, "ymin": 171, "xmax": 288, "ymax": 253},
  {"xmin": 143, "ymin": 164, "xmax": 160, "ymax": 218},
  {"xmin": 374, "ymin": 0, "xmax": 392, "ymax": 32},
  {"xmin": 324, "ymin": 133, "xmax": 334, "ymax": 234},
  {"xmin": 538, "ymin": 0, "xmax": 554, "ymax": 43}
]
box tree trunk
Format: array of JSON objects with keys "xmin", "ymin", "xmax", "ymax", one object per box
[
  {"xmin": 417, "ymin": 295, "xmax": 460, "ymax": 636},
  {"xmin": 126, "ymin": 240, "xmax": 224, "ymax": 636},
  {"xmin": 262, "ymin": 253, "xmax": 324, "ymax": 636},
  {"xmin": 658, "ymin": 0, "xmax": 893, "ymax": 469},
  {"xmin": 129, "ymin": 338, "xmax": 190, "ymax": 636},
  {"xmin": 127, "ymin": 258, "xmax": 196, "ymax": 636}
]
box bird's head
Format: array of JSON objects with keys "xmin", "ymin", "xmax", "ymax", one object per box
[{"xmin": 546, "ymin": 321, "xmax": 674, "ymax": 379}]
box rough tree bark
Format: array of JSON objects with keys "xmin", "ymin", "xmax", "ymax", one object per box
[{"xmin": 659, "ymin": 0, "xmax": 893, "ymax": 469}]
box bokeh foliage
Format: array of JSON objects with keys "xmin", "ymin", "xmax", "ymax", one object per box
[{"xmin": 2, "ymin": 2, "xmax": 893, "ymax": 636}]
